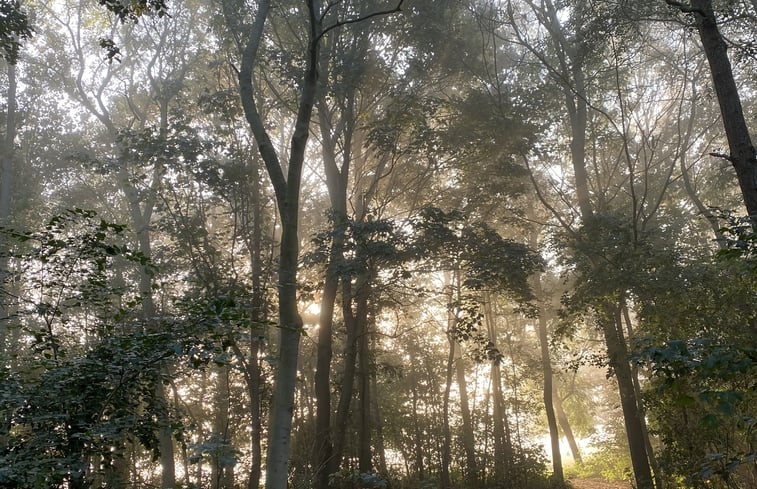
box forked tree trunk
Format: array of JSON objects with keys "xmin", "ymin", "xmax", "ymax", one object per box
[
  {"xmin": 313, "ymin": 86, "xmax": 352, "ymax": 488},
  {"xmin": 237, "ymin": 2, "xmax": 317, "ymax": 487}
]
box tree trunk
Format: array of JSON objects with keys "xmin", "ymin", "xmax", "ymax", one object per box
[
  {"xmin": 536, "ymin": 300, "xmax": 563, "ymax": 481},
  {"xmin": 689, "ymin": 0, "xmax": 757, "ymax": 228},
  {"xmin": 441, "ymin": 329, "xmax": 454, "ymax": 489},
  {"xmin": 330, "ymin": 276, "xmax": 360, "ymax": 475},
  {"xmin": 264, "ymin": 206, "xmax": 305, "ymax": 489},
  {"xmin": 517, "ymin": 2, "xmax": 657, "ymax": 486},
  {"xmin": 528, "ymin": 212, "xmax": 563, "ymax": 482},
  {"xmin": 0, "ymin": 62, "xmax": 16, "ymax": 225},
  {"xmin": 454, "ymin": 341, "xmax": 478, "ymax": 482},
  {"xmin": 236, "ymin": 2, "xmax": 319, "ymax": 487},
  {"xmin": 358, "ymin": 282, "xmax": 373, "ymax": 474},
  {"xmin": 211, "ymin": 364, "xmax": 234, "ymax": 489},
  {"xmin": 247, "ymin": 155, "xmax": 265, "ymax": 489},
  {"xmin": 601, "ymin": 303, "xmax": 653, "ymax": 489},
  {"xmin": 118, "ymin": 99, "xmax": 175, "ymax": 488},
  {"xmin": 313, "ymin": 237, "xmax": 340, "ymax": 488},
  {"xmin": 411, "ymin": 384, "xmax": 425, "ymax": 480},
  {"xmin": 371, "ymin": 373, "xmax": 388, "ymax": 478},
  {"xmin": 0, "ymin": 62, "xmax": 17, "ymax": 367},
  {"xmin": 484, "ymin": 296, "xmax": 511, "ymax": 481},
  {"xmin": 313, "ymin": 90, "xmax": 351, "ymax": 489},
  {"xmin": 553, "ymin": 384, "xmax": 582, "ymax": 464},
  {"xmin": 622, "ymin": 307, "xmax": 662, "ymax": 489}
]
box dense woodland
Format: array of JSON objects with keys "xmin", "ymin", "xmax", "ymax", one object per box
[{"xmin": 0, "ymin": 0, "xmax": 755, "ymax": 488}]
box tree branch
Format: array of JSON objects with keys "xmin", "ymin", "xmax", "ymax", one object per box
[
  {"xmin": 663, "ymin": 0, "xmax": 705, "ymax": 16},
  {"xmin": 316, "ymin": 0, "xmax": 404, "ymax": 44}
]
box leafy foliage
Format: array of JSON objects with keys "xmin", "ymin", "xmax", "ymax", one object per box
[
  {"xmin": 630, "ymin": 213, "xmax": 757, "ymax": 488},
  {"xmin": 0, "ymin": 210, "xmax": 181, "ymax": 488},
  {"xmin": 0, "ymin": 0, "xmax": 32, "ymax": 62}
]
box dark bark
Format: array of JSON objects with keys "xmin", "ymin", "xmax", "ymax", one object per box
[
  {"xmin": 329, "ymin": 277, "xmax": 360, "ymax": 475},
  {"xmin": 527, "ymin": 214, "xmax": 563, "ymax": 481},
  {"xmin": 0, "ymin": 62, "xmax": 15, "ymax": 224},
  {"xmin": 211, "ymin": 365, "xmax": 234, "ymax": 489},
  {"xmin": 601, "ymin": 304, "xmax": 653, "ymax": 489},
  {"xmin": 622, "ymin": 306, "xmax": 662, "ymax": 489},
  {"xmin": 312, "ymin": 223, "xmax": 341, "ymax": 488},
  {"xmin": 312, "ymin": 78, "xmax": 352, "ymax": 488},
  {"xmin": 686, "ymin": 0, "xmax": 757, "ymax": 228}
]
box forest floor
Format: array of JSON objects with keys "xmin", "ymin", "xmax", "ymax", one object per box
[{"xmin": 569, "ymin": 478, "xmax": 632, "ymax": 489}]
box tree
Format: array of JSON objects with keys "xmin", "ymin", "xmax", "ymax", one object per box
[
  {"xmin": 665, "ymin": 0, "xmax": 757, "ymax": 229},
  {"xmin": 230, "ymin": 2, "xmax": 403, "ymax": 487}
]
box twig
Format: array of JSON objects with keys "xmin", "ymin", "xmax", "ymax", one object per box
[{"xmin": 709, "ymin": 151, "xmax": 734, "ymax": 162}]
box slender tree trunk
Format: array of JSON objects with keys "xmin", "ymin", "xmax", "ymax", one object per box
[
  {"xmin": 247, "ymin": 155, "xmax": 265, "ymax": 489},
  {"xmin": 0, "ymin": 62, "xmax": 17, "ymax": 366},
  {"xmin": 411, "ymin": 385, "xmax": 425, "ymax": 480},
  {"xmin": 688, "ymin": 0, "xmax": 757, "ymax": 228},
  {"xmin": 536, "ymin": 297, "xmax": 563, "ymax": 481},
  {"xmin": 211, "ymin": 364, "xmax": 234, "ymax": 489},
  {"xmin": 313, "ymin": 93, "xmax": 351, "ymax": 489},
  {"xmin": 484, "ymin": 296, "xmax": 511, "ymax": 481},
  {"xmin": 622, "ymin": 307, "xmax": 663, "ymax": 489},
  {"xmin": 371, "ymin": 373, "xmax": 388, "ymax": 478},
  {"xmin": 566, "ymin": 67, "xmax": 592, "ymax": 220},
  {"xmin": 313, "ymin": 238, "xmax": 340, "ymax": 488},
  {"xmin": 527, "ymin": 212, "xmax": 563, "ymax": 481},
  {"xmin": 553, "ymin": 10, "xmax": 654, "ymax": 482},
  {"xmin": 245, "ymin": 338, "xmax": 263, "ymax": 489},
  {"xmin": 441, "ymin": 329, "xmax": 454, "ymax": 489},
  {"xmin": 358, "ymin": 283, "xmax": 373, "ymax": 474},
  {"xmin": 601, "ymin": 303, "xmax": 653, "ymax": 489},
  {"xmin": 118, "ymin": 97, "xmax": 175, "ymax": 488},
  {"xmin": 0, "ymin": 62, "xmax": 15, "ymax": 224},
  {"xmin": 330, "ymin": 277, "xmax": 360, "ymax": 475},
  {"xmin": 553, "ymin": 384, "xmax": 582, "ymax": 464},
  {"xmin": 454, "ymin": 341, "xmax": 478, "ymax": 482}
]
